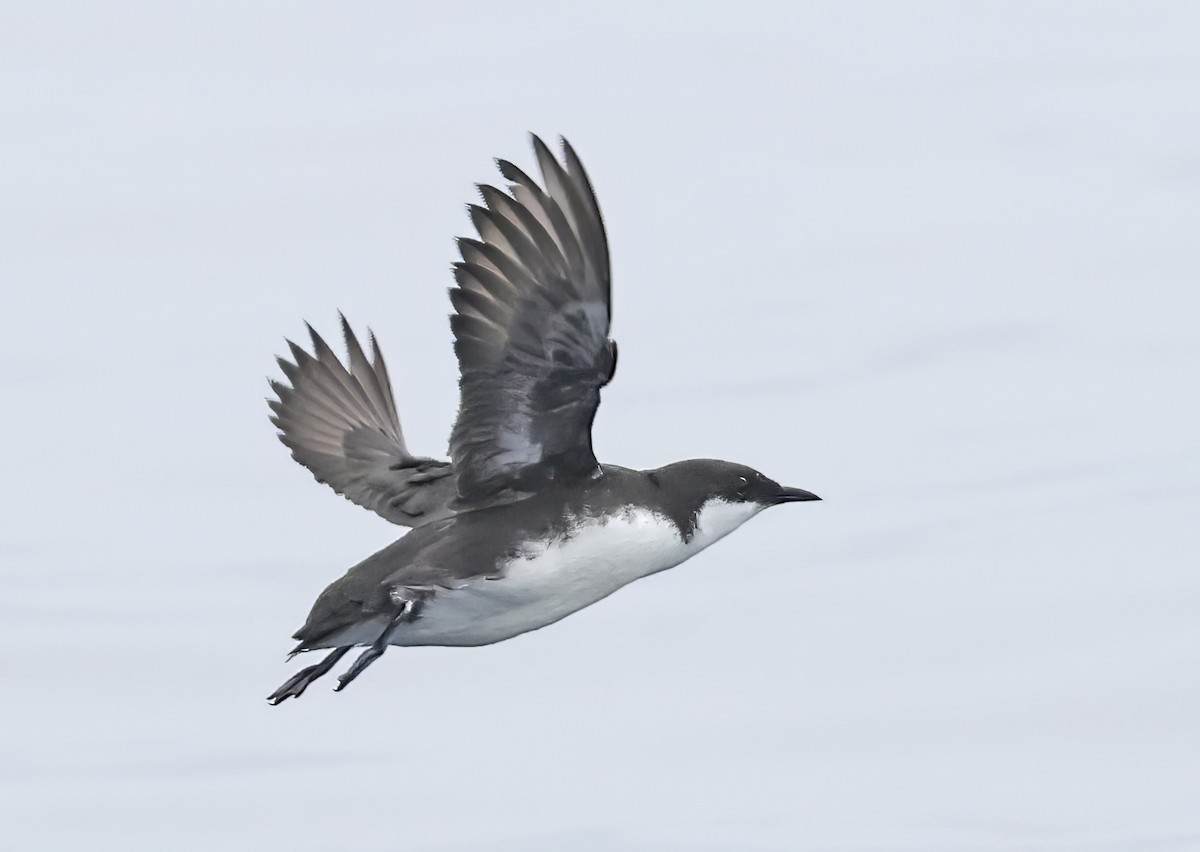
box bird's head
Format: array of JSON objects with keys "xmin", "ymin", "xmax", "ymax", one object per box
[
  {"xmin": 699, "ymin": 460, "xmax": 821, "ymax": 510},
  {"xmin": 650, "ymin": 459, "xmax": 820, "ymax": 542}
]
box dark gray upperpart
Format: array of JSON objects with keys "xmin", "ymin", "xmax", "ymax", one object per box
[
  {"xmin": 269, "ymin": 136, "xmax": 616, "ymax": 526},
  {"xmin": 291, "ymin": 461, "xmax": 818, "ymax": 650}
]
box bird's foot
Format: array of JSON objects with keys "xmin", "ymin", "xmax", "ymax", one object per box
[{"xmin": 267, "ymin": 646, "xmax": 351, "ymax": 705}]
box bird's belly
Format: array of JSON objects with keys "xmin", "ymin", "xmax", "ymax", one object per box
[{"xmin": 393, "ymin": 508, "xmax": 694, "ymax": 647}]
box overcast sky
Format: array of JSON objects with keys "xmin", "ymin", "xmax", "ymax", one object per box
[{"xmin": 2, "ymin": 3, "xmax": 1198, "ymax": 850}]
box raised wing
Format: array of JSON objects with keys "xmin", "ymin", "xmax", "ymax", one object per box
[
  {"xmin": 268, "ymin": 316, "xmax": 456, "ymax": 527},
  {"xmin": 448, "ymin": 136, "xmax": 616, "ymax": 506}
]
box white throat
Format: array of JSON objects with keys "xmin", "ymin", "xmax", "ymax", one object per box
[{"xmin": 689, "ymin": 497, "xmax": 766, "ymax": 549}]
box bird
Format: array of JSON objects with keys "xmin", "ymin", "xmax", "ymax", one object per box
[{"xmin": 266, "ymin": 135, "xmax": 820, "ymax": 704}]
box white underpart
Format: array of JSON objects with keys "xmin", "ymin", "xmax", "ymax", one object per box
[{"xmin": 392, "ymin": 498, "xmax": 764, "ymax": 647}]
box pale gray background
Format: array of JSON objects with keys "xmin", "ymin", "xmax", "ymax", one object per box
[{"xmin": 2, "ymin": 2, "xmax": 1198, "ymax": 850}]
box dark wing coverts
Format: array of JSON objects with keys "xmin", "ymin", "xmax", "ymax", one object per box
[
  {"xmin": 269, "ymin": 317, "xmax": 455, "ymax": 526},
  {"xmin": 449, "ymin": 135, "xmax": 616, "ymax": 505}
]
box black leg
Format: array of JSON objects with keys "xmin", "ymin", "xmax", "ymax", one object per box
[
  {"xmin": 333, "ymin": 609, "xmax": 410, "ymax": 693},
  {"xmin": 267, "ymin": 646, "xmax": 351, "ymax": 705}
]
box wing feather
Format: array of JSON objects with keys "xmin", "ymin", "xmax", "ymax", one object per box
[
  {"xmin": 268, "ymin": 319, "xmax": 456, "ymax": 527},
  {"xmin": 448, "ymin": 136, "xmax": 615, "ymax": 505}
]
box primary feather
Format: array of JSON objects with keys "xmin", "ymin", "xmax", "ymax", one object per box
[{"xmin": 268, "ymin": 315, "xmax": 455, "ymax": 526}]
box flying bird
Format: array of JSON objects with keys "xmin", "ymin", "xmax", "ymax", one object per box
[{"xmin": 267, "ymin": 135, "xmax": 820, "ymax": 704}]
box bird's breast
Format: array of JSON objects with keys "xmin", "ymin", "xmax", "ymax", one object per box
[{"xmin": 393, "ymin": 500, "xmax": 761, "ymax": 647}]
